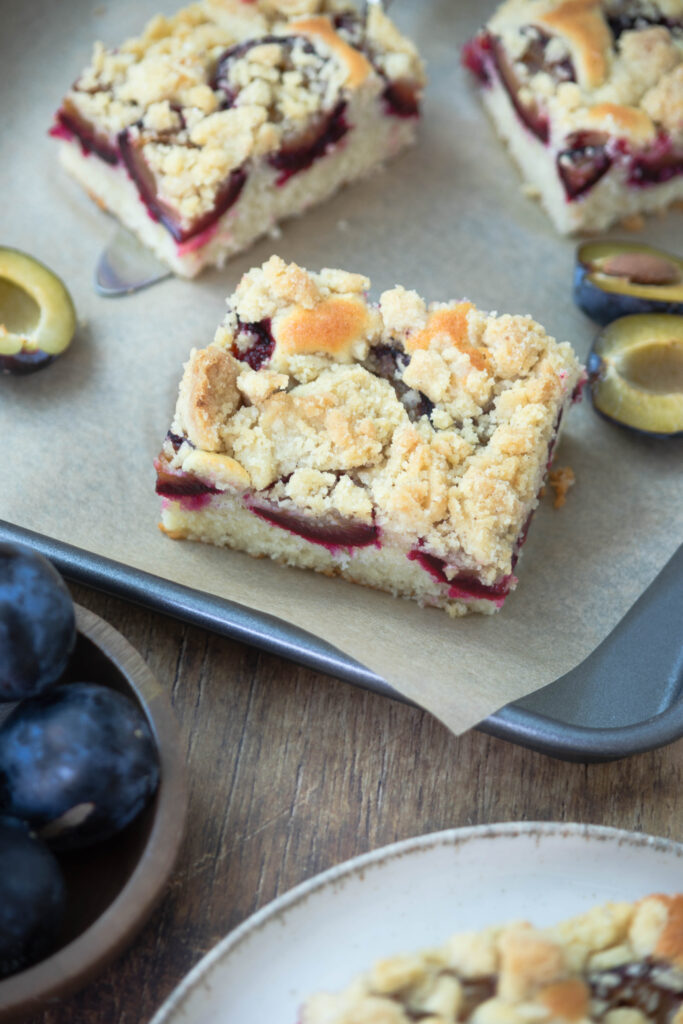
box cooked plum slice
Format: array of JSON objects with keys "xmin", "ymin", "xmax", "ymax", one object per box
[
  {"xmin": 489, "ymin": 34, "xmax": 550, "ymax": 142},
  {"xmin": 627, "ymin": 132, "xmax": 683, "ymax": 186},
  {"xmin": 574, "ymin": 241, "xmax": 683, "ymax": 324},
  {"xmin": 607, "ymin": 9, "xmax": 683, "ymax": 39},
  {"xmin": 587, "ymin": 313, "xmax": 683, "ymax": 437},
  {"xmin": 483, "ymin": 27, "xmax": 575, "ymax": 143},
  {"xmin": 247, "ymin": 499, "xmax": 379, "ymax": 549},
  {"xmin": 557, "ymin": 131, "xmax": 612, "ymax": 198},
  {"xmin": 408, "ymin": 549, "xmax": 513, "ymax": 605},
  {"xmin": 232, "ymin": 318, "xmax": 275, "ymax": 370},
  {"xmin": 382, "ymin": 79, "xmax": 420, "ymax": 118},
  {"xmin": 212, "ymin": 35, "xmax": 313, "ymax": 105},
  {"xmin": 364, "ymin": 344, "xmax": 433, "ymax": 422},
  {"xmin": 50, "ymin": 99, "xmax": 119, "ymax": 165},
  {"xmin": 0, "ymin": 248, "xmax": 76, "ymax": 375},
  {"xmin": 269, "ymin": 102, "xmax": 348, "ymax": 184},
  {"xmin": 461, "ymin": 32, "xmax": 494, "ymax": 84},
  {"xmin": 118, "ymin": 129, "xmax": 246, "ymax": 243}
]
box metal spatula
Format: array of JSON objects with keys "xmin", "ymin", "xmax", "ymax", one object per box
[{"xmin": 95, "ymin": 227, "xmax": 171, "ymax": 297}]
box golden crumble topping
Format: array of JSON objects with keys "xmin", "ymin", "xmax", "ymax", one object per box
[
  {"xmin": 485, "ymin": 0, "xmax": 683, "ymax": 146},
  {"xmin": 164, "ymin": 257, "xmax": 582, "ymax": 584},
  {"xmin": 301, "ymin": 895, "xmax": 683, "ymax": 1024}
]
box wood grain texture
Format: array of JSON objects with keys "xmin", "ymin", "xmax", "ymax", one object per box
[{"xmin": 26, "ymin": 584, "xmax": 683, "ymax": 1024}]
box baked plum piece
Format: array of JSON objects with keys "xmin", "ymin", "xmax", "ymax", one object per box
[
  {"xmin": 50, "ymin": 1, "xmax": 425, "ymax": 277},
  {"xmin": 156, "ymin": 256, "xmax": 582, "ymax": 616},
  {"xmin": 463, "ymin": 1, "xmax": 683, "ymax": 233}
]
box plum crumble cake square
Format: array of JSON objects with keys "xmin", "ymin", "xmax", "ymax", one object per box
[
  {"xmin": 463, "ymin": 1, "xmax": 683, "ymax": 234},
  {"xmin": 50, "ymin": 0, "xmax": 424, "ymax": 278},
  {"xmin": 156, "ymin": 257, "xmax": 582, "ymax": 616},
  {"xmin": 300, "ymin": 893, "xmax": 683, "ymax": 1024}
]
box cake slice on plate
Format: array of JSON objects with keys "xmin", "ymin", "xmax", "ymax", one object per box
[
  {"xmin": 463, "ymin": 0, "xmax": 683, "ymax": 234},
  {"xmin": 51, "ymin": 0, "xmax": 424, "ymax": 277},
  {"xmin": 300, "ymin": 893, "xmax": 683, "ymax": 1024},
  {"xmin": 155, "ymin": 256, "xmax": 582, "ymax": 616}
]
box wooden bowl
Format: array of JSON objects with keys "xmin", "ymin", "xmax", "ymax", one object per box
[{"xmin": 0, "ymin": 604, "xmax": 187, "ymax": 1022}]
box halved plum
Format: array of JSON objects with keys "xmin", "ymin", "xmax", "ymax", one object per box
[
  {"xmin": 0, "ymin": 248, "xmax": 76, "ymax": 375},
  {"xmin": 118, "ymin": 129, "xmax": 246, "ymax": 244},
  {"xmin": 587, "ymin": 313, "xmax": 683, "ymax": 437},
  {"xmin": 247, "ymin": 498, "xmax": 379, "ymax": 550},
  {"xmin": 574, "ymin": 240, "xmax": 683, "ymax": 325},
  {"xmin": 557, "ymin": 131, "xmax": 612, "ymax": 199}
]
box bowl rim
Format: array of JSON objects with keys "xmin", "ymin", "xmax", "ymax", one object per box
[{"xmin": 0, "ymin": 603, "xmax": 188, "ymax": 1021}]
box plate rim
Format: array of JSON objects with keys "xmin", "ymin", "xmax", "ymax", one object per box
[{"xmin": 148, "ymin": 820, "xmax": 683, "ymax": 1024}]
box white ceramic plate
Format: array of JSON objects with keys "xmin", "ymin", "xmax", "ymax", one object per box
[{"xmin": 149, "ymin": 822, "xmax": 683, "ymax": 1024}]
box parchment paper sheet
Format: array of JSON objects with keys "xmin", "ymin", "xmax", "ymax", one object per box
[{"xmin": 2, "ymin": 0, "xmax": 682, "ymax": 736}]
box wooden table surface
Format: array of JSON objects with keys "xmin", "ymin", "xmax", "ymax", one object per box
[{"xmin": 26, "ymin": 582, "xmax": 683, "ymax": 1024}]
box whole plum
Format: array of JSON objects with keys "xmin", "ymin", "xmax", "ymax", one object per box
[
  {"xmin": 0, "ymin": 543, "xmax": 76, "ymax": 702},
  {"xmin": 0, "ymin": 815, "xmax": 66, "ymax": 979},
  {"xmin": 0, "ymin": 683, "xmax": 160, "ymax": 850}
]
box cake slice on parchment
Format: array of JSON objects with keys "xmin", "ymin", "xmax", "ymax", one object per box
[
  {"xmin": 463, "ymin": 0, "xmax": 683, "ymax": 234},
  {"xmin": 51, "ymin": 0, "xmax": 425, "ymax": 278},
  {"xmin": 300, "ymin": 893, "xmax": 683, "ymax": 1024},
  {"xmin": 155, "ymin": 256, "xmax": 583, "ymax": 617}
]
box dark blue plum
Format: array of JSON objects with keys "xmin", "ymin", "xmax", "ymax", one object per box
[
  {"xmin": 0, "ymin": 683, "xmax": 160, "ymax": 850},
  {"xmin": 0, "ymin": 815, "xmax": 66, "ymax": 978},
  {"xmin": 0, "ymin": 543, "xmax": 76, "ymax": 702}
]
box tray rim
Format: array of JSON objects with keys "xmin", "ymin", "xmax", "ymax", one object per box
[{"xmin": 2, "ymin": 519, "xmax": 681, "ymax": 763}]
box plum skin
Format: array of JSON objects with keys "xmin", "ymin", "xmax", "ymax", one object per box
[
  {"xmin": 574, "ymin": 242, "xmax": 683, "ymax": 326},
  {"xmin": 0, "ymin": 543, "xmax": 76, "ymax": 702},
  {"xmin": 0, "ymin": 815, "xmax": 66, "ymax": 979},
  {"xmin": 0, "ymin": 683, "xmax": 160, "ymax": 851}
]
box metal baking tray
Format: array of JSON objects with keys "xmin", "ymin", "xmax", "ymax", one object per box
[{"xmin": 1, "ymin": 521, "xmax": 681, "ymax": 762}]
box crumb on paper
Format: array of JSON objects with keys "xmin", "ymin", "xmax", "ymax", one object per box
[
  {"xmin": 337, "ymin": 218, "xmax": 349, "ymax": 232},
  {"xmin": 522, "ymin": 182, "xmax": 541, "ymax": 199},
  {"xmin": 620, "ymin": 213, "xmax": 645, "ymax": 231},
  {"xmin": 672, "ymin": 200, "xmax": 683, "ymax": 213},
  {"xmin": 549, "ymin": 466, "xmax": 576, "ymax": 508},
  {"xmin": 268, "ymin": 223, "xmax": 283, "ymax": 240}
]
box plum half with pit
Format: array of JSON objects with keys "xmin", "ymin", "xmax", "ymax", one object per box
[
  {"xmin": 0, "ymin": 248, "xmax": 76, "ymax": 375},
  {"xmin": 0, "ymin": 815, "xmax": 66, "ymax": 979},
  {"xmin": 587, "ymin": 313, "xmax": 683, "ymax": 437},
  {"xmin": 0, "ymin": 682, "xmax": 160, "ymax": 850},
  {"xmin": 0, "ymin": 544, "xmax": 76, "ymax": 702},
  {"xmin": 574, "ymin": 241, "xmax": 683, "ymax": 325}
]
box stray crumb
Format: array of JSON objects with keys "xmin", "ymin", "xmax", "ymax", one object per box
[
  {"xmin": 549, "ymin": 466, "xmax": 575, "ymax": 508},
  {"xmin": 620, "ymin": 213, "xmax": 645, "ymax": 231},
  {"xmin": 538, "ymin": 485, "xmax": 546, "ymax": 499},
  {"xmin": 268, "ymin": 223, "xmax": 283, "ymax": 240},
  {"xmin": 337, "ymin": 219, "xmax": 349, "ymax": 232},
  {"xmin": 672, "ymin": 200, "xmax": 683, "ymax": 213},
  {"xmin": 94, "ymin": 5, "xmax": 106, "ymax": 14},
  {"xmin": 521, "ymin": 182, "xmax": 541, "ymax": 199}
]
